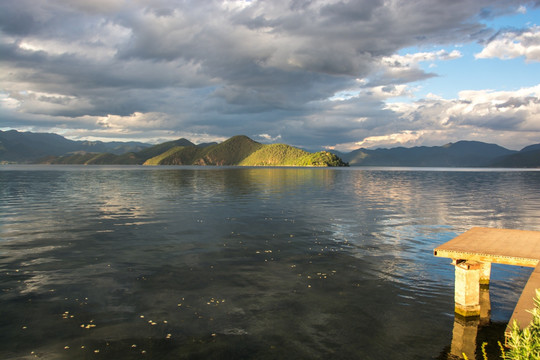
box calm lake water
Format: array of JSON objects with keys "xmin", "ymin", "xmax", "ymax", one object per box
[{"xmin": 1, "ymin": 165, "xmax": 540, "ymax": 359}]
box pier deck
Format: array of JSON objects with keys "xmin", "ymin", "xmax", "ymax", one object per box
[
  {"xmin": 509, "ymin": 264, "xmax": 540, "ymax": 331},
  {"xmin": 434, "ymin": 227, "xmax": 540, "ymax": 332},
  {"xmin": 434, "ymin": 227, "xmax": 540, "ymax": 267}
]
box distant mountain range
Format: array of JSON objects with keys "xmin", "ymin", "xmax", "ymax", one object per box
[
  {"xmin": 0, "ymin": 129, "xmax": 149, "ymax": 163},
  {"xmin": 332, "ymin": 140, "xmax": 540, "ymax": 168},
  {"xmin": 0, "ymin": 130, "xmax": 538, "ymax": 167}
]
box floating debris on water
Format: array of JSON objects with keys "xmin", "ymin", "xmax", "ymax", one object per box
[
  {"xmin": 206, "ymin": 297, "xmax": 225, "ymax": 306},
  {"xmin": 61, "ymin": 311, "xmax": 74, "ymax": 319},
  {"xmin": 222, "ymin": 328, "xmax": 248, "ymax": 335}
]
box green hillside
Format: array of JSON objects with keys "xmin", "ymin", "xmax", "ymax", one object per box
[
  {"xmin": 144, "ymin": 137, "xmax": 347, "ymax": 167},
  {"xmin": 143, "ymin": 136, "xmax": 263, "ymax": 165},
  {"xmin": 197, "ymin": 135, "xmax": 264, "ymax": 165},
  {"xmin": 239, "ymin": 144, "xmax": 309, "ymax": 166},
  {"xmin": 238, "ymin": 144, "xmax": 346, "ymax": 166},
  {"xmin": 136, "ymin": 138, "xmax": 195, "ymax": 161},
  {"xmin": 86, "ymin": 152, "xmax": 141, "ymax": 165},
  {"xmin": 297, "ymin": 151, "xmax": 349, "ymax": 167},
  {"xmin": 143, "ymin": 146, "xmax": 201, "ymax": 165}
]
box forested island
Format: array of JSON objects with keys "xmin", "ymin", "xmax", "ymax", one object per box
[{"xmin": 35, "ymin": 135, "xmax": 348, "ymax": 167}]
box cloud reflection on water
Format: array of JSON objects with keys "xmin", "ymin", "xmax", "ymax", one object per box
[{"xmin": 1, "ymin": 167, "xmax": 540, "ymax": 359}]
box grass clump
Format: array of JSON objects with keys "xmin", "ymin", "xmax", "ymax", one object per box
[
  {"xmin": 505, "ymin": 290, "xmax": 540, "ymax": 359},
  {"xmin": 463, "ymin": 289, "xmax": 540, "ymax": 360}
]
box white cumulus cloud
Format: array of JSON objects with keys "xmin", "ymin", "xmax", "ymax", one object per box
[
  {"xmin": 476, "ymin": 26, "xmax": 540, "ymax": 62},
  {"xmin": 381, "ymin": 84, "xmax": 540, "ymax": 149},
  {"xmin": 0, "ymin": 0, "xmax": 537, "ymax": 150}
]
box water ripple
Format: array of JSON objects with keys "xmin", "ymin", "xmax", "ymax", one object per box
[{"xmin": 1, "ymin": 167, "xmax": 540, "ymax": 359}]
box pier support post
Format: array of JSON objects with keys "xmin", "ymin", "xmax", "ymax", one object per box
[
  {"xmin": 479, "ymin": 262, "xmax": 491, "ymax": 287},
  {"xmin": 454, "ymin": 260, "xmax": 481, "ymax": 318}
]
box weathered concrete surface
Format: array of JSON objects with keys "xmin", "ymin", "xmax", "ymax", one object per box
[
  {"xmin": 434, "ymin": 227, "xmax": 540, "ymax": 332},
  {"xmin": 454, "ymin": 261, "xmax": 481, "ymax": 317}
]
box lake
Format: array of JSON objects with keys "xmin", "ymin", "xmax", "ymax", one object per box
[{"xmin": 1, "ymin": 165, "xmax": 540, "ymax": 359}]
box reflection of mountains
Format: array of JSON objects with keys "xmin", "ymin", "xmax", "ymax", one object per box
[{"xmin": 148, "ymin": 168, "xmax": 339, "ymax": 198}]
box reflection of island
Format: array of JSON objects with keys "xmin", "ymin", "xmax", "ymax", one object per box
[{"xmin": 147, "ymin": 167, "xmax": 339, "ymax": 198}]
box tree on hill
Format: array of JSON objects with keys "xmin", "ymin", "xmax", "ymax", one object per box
[{"xmin": 298, "ymin": 151, "xmax": 348, "ymax": 167}]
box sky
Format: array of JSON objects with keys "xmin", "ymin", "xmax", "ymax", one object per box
[{"xmin": 1, "ymin": 0, "xmax": 540, "ymax": 151}]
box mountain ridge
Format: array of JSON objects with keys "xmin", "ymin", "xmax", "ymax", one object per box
[
  {"xmin": 0, "ymin": 130, "xmax": 538, "ymax": 167},
  {"xmin": 332, "ymin": 140, "xmax": 539, "ymax": 168},
  {"xmin": 0, "ymin": 129, "xmax": 150, "ymax": 163}
]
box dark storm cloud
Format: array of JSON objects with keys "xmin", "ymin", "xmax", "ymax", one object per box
[{"xmin": 0, "ymin": 0, "xmax": 537, "ymax": 149}]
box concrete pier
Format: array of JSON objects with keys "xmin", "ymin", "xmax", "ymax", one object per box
[
  {"xmin": 454, "ymin": 260, "xmax": 482, "ymax": 318},
  {"xmin": 434, "ymin": 227, "xmax": 540, "ymax": 334}
]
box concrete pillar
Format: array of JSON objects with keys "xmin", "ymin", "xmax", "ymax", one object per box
[
  {"xmin": 479, "ymin": 262, "xmax": 491, "ymax": 287},
  {"xmin": 454, "ymin": 260, "xmax": 481, "ymax": 318}
]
